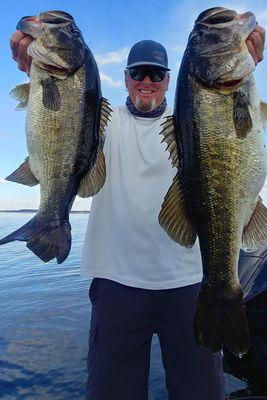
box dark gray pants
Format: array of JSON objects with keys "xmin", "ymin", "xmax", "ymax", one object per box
[{"xmin": 86, "ymin": 278, "xmax": 226, "ymax": 400}]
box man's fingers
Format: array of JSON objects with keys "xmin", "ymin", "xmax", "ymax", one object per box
[
  {"xmin": 16, "ymin": 35, "xmax": 33, "ymax": 74},
  {"xmin": 10, "ymin": 31, "xmax": 33, "ymax": 74},
  {"xmin": 246, "ymin": 25, "xmax": 265, "ymax": 65},
  {"xmin": 254, "ymin": 25, "xmax": 266, "ymax": 45},
  {"xmin": 246, "ymin": 39, "xmax": 258, "ymax": 65},
  {"xmin": 10, "ymin": 31, "xmax": 28, "ymax": 60}
]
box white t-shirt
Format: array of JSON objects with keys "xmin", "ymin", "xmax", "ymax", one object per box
[{"xmin": 81, "ymin": 106, "xmax": 203, "ymax": 289}]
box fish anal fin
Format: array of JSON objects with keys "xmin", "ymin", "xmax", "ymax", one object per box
[
  {"xmin": 158, "ymin": 174, "xmax": 197, "ymax": 247},
  {"xmin": 242, "ymin": 196, "xmax": 267, "ymax": 250},
  {"xmin": 5, "ymin": 157, "xmax": 39, "ymax": 187},
  {"xmin": 260, "ymin": 101, "xmax": 267, "ymax": 128},
  {"xmin": 233, "ymin": 91, "xmax": 252, "ymax": 138},
  {"xmin": 77, "ymin": 148, "xmax": 106, "ymax": 197},
  {"xmin": 10, "ymin": 83, "xmax": 30, "ymax": 110},
  {"xmin": 160, "ymin": 115, "xmax": 179, "ymax": 167},
  {"xmin": 41, "ymin": 77, "xmax": 60, "ymax": 111}
]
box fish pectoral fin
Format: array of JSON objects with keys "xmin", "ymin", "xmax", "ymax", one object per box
[
  {"xmin": 158, "ymin": 174, "xmax": 197, "ymax": 247},
  {"xmin": 77, "ymin": 147, "xmax": 106, "ymax": 198},
  {"xmin": 10, "ymin": 83, "xmax": 30, "ymax": 110},
  {"xmin": 233, "ymin": 91, "xmax": 252, "ymax": 138},
  {"xmin": 260, "ymin": 101, "xmax": 267, "ymax": 128},
  {"xmin": 242, "ymin": 196, "xmax": 267, "ymax": 250},
  {"xmin": 5, "ymin": 157, "xmax": 39, "ymax": 186},
  {"xmin": 160, "ymin": 115, "xmax": 179, "ymax": 167},
  {"xmin": 41, "ymin": 77, "xmax": 60, "ymax": 111}
]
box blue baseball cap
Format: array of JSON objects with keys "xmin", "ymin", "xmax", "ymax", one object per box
[{"xmin": 126, "ymin": 40, "xmax": 170, "ymax": 71}]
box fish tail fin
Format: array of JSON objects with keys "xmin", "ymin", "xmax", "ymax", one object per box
[
  {"xmin": 0, "ymin": 214, "xmax": 71, "ymax": 264},
  {"xmin": 194, "ymin": 290, "xmax": 222, "ymax": 353},
  {"xmin": 221, "ymin": 289, "xmax": 249, "ymax": 357},
  {"xmin": 194, "ymin": 285, "xmax": 249, "ymax": 356}
]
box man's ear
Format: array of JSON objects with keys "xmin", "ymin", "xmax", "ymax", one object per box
[
  {"xmin": 166, "ymin": 73, "xmax": 170, "ymax": 91},
  {"xmin": 124, "ymin": 70, "xmax": 129, "ymax": 90}
]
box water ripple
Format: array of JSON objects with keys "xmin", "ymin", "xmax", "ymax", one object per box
[{"xmin": 0, "ymin": 213, "xmax": 244, "ymax": 399}]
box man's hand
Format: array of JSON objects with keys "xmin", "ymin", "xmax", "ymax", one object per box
[
  {"xmin": 246, "ymin": 25, "xmax": 265, "ymax": 65},
  {"xmin": 10, "ymin": 31, "xmax": 33, "ymax": 75}
]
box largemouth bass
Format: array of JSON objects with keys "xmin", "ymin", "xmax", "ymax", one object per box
[
  {"xmin": 159, "ymin": 7, "xmax": 267, "ymax": 356},
  {"xmin": 0, "ymin": 11, "xmax": 111, "ymax": 263}
]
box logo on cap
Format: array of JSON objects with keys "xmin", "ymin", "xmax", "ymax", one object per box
[{"xmin": 152, "ymin": 51, "xmax": 165, "ymax": 61}]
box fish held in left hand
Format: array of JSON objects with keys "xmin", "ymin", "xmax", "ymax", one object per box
[
  {"xmin": 0, "ymin": 11, "xmax": 111, "ymax": 263},
  {"xmin": 159, "ymin": 7, "xmax": 267, "ymax": 356}
]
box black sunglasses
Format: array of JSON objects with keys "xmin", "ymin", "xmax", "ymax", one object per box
[{"xmin": 128, "ymin": 68, "xmax": 166, "ymax": 82}]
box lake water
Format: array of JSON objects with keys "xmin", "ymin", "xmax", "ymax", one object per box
[{"xmin": 0, "ymin": 212, "xmax": 244, "ymax": 399}]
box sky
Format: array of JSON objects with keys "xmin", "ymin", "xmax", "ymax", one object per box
[{"xmin": 0, "ymin": 0, "xmax": 266, "ymax": 210}]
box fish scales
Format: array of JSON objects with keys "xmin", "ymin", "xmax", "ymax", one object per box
[
  {"xmin": 182, "ymin": 77, "xmax": 265, "ymax": 284},
  {"xmin": 27, "ymin": 65, "xmax": 86, "ymax": 216}
]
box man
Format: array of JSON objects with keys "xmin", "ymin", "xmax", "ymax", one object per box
[{"xmin": 10, "ymin": 20, "xmax": 265, "ymax": 400}]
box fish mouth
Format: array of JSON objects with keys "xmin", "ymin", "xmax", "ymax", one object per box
[
  {"xmin": 16, "ymin": 10, "xmax": 73, "ymax": 38},
  {"xmin": 195, "ymin": 7, "xmax": 237, "ymax": 25},
  {"xmin": 196, "ymin": 8, "xmax": 257, "ymax": 40},
  {"xmin": 236, "ymin": 12, "xmax": 257, "ymax": 39},
  {"xmin": 214, "ymin": 78, "xmax": 243, "ymax": 89},
  {"xmin": 16, "ymin": 15, "xmax": 42, "ymax": 39},
  {"xmin": 39, "ymin": 10, "xmax": 74, "ymax": 23}
]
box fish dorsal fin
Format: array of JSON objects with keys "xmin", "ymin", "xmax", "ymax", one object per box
[
  {"xmin": 77, "ymin": 98, "xmax": 112, "ymax": 198},
  {"xmin": 260, "ymin": 101, "xmax": 267, "ymax": 128},
  {"xmin": 5, "ymin": 157, "xmax": 39, "ymax": 186},
  {"xmin": 10, "ymin": 83, "xmax": 30, "ymax": 110},
  {"xmin": 242, "ymin": 196, "xmax": 267, "ymax": 251},
  {"xmin": 158, "ymin": 174, "xmax": 197, "ymax": 247},
  {"xmin": 160, "ymin": 115, "xmax": 179, "ymax": 167},
  {"xmin": 99, "ymin": 97, "xmax": 112, "ymax": 139},
  {"xmin": 77, "ymin": 147, "xmax": 106, "ymax": 197},
  {"xmin": 233, "ymin": 91, "xmax": 252, "ymax": 138}
]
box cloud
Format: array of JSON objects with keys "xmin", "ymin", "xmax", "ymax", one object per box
[
  {"xmin": 100, "ymin": 72, "xmax": 123, "ymax": 88},
  {"xmin": 96, "ymin": 48, "xmax": 129, "ymax": 66},
  {"xmin": 0, "ymin": 179, "xmax": 7, "ymax": 184}
]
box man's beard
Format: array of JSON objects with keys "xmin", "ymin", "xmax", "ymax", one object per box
[{"xmin": 135, "ymin": 96, "xmax": 156, "ymax": 112}]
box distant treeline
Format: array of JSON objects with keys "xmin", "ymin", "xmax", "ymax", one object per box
[{"xmin": 0, "ymin": 209, "xmax": 89, "ymax": 213}]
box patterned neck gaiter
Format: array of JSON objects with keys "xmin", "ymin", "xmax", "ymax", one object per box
[{"xmin": 126, "ymin": 96, "xmax": 167, "ymax": 118}]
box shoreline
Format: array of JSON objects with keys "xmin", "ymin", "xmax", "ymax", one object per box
[{"xmin": 0, "ymin": 209, "xmax": 89, "ymax": 213}]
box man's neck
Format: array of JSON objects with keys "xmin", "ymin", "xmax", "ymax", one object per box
[{"xmin": 126, "ymin": 96, "xmax": 167, "ymax": 118}]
